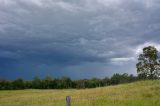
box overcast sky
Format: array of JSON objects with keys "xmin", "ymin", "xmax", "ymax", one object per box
[{"xmin": 0, "ymin": 0, "xmax": 160, "ymax": 79}]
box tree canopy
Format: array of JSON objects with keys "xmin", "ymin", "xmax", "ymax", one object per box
[{"xmin": 136, "ymin": 46, "xmax": 160, "ymax": 79}]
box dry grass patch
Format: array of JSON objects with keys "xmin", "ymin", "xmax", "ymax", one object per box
[{"xmin": 0, "ymin": 80, "xmax": 160, "ymax": 106}]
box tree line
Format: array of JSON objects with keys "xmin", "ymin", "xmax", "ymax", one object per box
[{"xmin": 0, "ymin": 73, "xmax": 138, "ymax": 90}]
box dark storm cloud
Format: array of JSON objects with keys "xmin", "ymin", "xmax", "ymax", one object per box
[{"xmin": 0, "ymin": 0, "xmax": 160, "ymax": 79}]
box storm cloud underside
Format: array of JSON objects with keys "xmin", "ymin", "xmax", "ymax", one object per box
[{"xmin": 0, "ymin": 0, "xmax": 160, "ymax": 79}]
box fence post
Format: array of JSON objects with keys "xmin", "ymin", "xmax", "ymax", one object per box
[{"xmin": 66, "ymin": 96, "xmax": 71, "ymax": 106}]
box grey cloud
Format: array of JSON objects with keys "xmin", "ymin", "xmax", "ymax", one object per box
[{"xmin": 0, "ymin": 0, "xmax": 160, "ymax": 79}]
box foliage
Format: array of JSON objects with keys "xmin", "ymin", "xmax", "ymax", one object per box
[
  {"xmin": 0, "ymin": 73, "xmax": 137, "ymax": 90},
  {"xmin": 136, "ymin": 46, "xmax": 160, "ymax": 79}
]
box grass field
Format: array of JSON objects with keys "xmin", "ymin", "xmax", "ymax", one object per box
[{"xmin": 0, "ymin": 80, "xmax": 160, "ymax": 106}]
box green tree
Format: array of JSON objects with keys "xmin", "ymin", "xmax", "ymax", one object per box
[
  {"xmin": 136, "ymin": 46, "xmax": 160, "ymax": 79},
  {"xmin": 32, "ymin": 76, "xmax": 41, "ymax": 89},
  {"xmin": 60, "ymin": 77, "xmax": 72, "ymax": 88},
  {"xmin": 12, "ymin": 78, "xmax": 24, "ymax": 89},
  {"xmin": 102, "ymin": 77, "xmax": 111, "ymax": 86},
  {"xmin": 42, "ymin": 76, "xmax": 53, "ymax": 89}
]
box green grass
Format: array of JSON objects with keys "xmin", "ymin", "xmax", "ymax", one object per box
[{"xmin": 0, "ymin": 80, "xmax": 160, "ymax": 106}]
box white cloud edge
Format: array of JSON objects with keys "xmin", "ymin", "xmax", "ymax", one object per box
[
  {"xmin": 134, "ymin": 42, "xmax": 160, "ymax": 55},
  {"xmin": 110, "ymin": 41, "xmax": 160, "ymax": 65}
]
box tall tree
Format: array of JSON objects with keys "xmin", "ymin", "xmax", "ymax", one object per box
[{"xmin": 136, "ymin": 46, "xmax": 160, "ymax": 79}]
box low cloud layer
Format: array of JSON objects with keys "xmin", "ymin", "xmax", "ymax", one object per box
[{"xmin": 0, "ymin": 0, "xmax": 160, "ymax": 79}]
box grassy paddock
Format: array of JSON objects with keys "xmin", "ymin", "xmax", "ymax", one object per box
[{"xmin": 0, "ymin": 80, "xmax": 160, "ymax": 106}]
